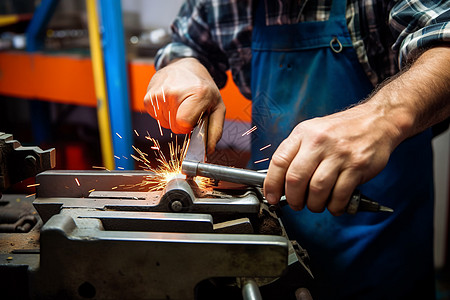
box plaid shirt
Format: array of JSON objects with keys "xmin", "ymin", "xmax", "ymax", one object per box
[{"xmin": 155, "ymin": 0, "xmax": 450, "ymax": 99}]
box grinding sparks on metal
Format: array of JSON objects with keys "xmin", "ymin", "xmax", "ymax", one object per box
[{"xmin": 130, "ymin": 134, "xmax": 212, "ymax": 192}]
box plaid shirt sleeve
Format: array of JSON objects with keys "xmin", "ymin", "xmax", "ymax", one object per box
[
  {"xmin": 154, "ymin": 0, "xmax": 230, "ymax": 89},
  {"xmin": 389, "ymin": 0, "xmax": 450, "ymax": 68}
]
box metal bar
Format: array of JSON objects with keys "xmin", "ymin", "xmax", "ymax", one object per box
[
  {"xmin": 86, "ymin": 0, "xmax": 115, "ymax": 170},
  {"xmin": 182, "ymin": 160, "xmax": 266, "ymax": 187},
  {"xmin": 35, "ymin": 170, "xmax": 153, "ymax": 198},
  {"xmin": 98, "ymin": 0, "xmax": 133, "ymax": 170}
]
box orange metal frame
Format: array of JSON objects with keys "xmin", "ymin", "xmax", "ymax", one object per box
[{"xmin": 0, "ymin": 51, "xmax": 251, "ymax": 122}]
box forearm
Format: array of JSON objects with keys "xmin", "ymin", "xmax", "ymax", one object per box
[{"xmin": 363, "ymin": 46, "xmax": 450, "ymax": 147}]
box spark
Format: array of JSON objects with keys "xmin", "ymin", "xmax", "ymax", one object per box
[
  {"xmin": 26, "ymin": 193, "xmax": 36, "ymax": 198},
  {"xmin": 129, "ymin": 134, "xmax": 212, "ymax": 192},
  {"xmin": 254, "ymin": 158, "xmax": 269, "ymax": 164},
  {"xmin": 197, "ymin": 111, "xmax": 205, "ymax": 125},
  {"xmin": 242, "ymin": 126, "xmax": 257, "ymax": 136},
  {"xmin": 75, "ymin": 178, "xmax": 81, "ymax": 186},
  {"xmin": 134, "ymin": 130, "xmax": 139, "ymax": 136},
  {"xmin": 92, "ymin": 166, "xmax": 108, "ymax": 170},
  {"xmin": 259, "ymin": 144, "xmax": 271, "ymax": 151},
  {"xmin": 118, "ymin": 167, "xmax": 124, "ymax": 170},
  {"xmin": 122, "ymin": 156, "xmax": 128, "ymax": 159},
  {"xmin": 155, "ymin": 94, "xmax": 160, "ymax": 110},
  {"xmin": 161, "ymin": 87, "xmax": 166, "ymax": 102},
  {"xmin": 116, "ymin": 132, "xmax": 122, "ymax": 139},
  {"xmin": 88, "ymin": 188, "xmax": 95, "ymax": 193},
  {"xmin": 27, "ymin": 183, "xmax": 40, "ymax": 188},
  {"xmin": 149, "ymin": 93, "xmax": 157, "ymax": 117},
  {"xmin": 157, "ymin": 119, "xmax": 164, "ymax": 136},
  {"xmin": 114, "ymin": 155, "xmax": 120, "ymax": 159},
  {"xmin": 168, "ymin": 110, "xmax": 172, "ymax": 130}
]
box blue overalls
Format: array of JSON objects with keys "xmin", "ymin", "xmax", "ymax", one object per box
[{"xmin": 250, "ymin": 0, "xmax": 435, "ymax": 298}]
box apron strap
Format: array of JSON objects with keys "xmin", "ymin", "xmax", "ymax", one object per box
[{"xmin": 329, "ymin": 0, "xmax": 347, "ymax": 20}]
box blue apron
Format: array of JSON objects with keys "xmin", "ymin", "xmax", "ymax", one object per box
[{"xmin": 251, "ymin": 0, "xmax": 435, "ymax": 298}]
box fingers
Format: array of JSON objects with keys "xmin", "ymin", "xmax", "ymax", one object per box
[
  {"xmin": 303, "ymin": 158, "xmax": 340, "ymax": 213},
  {"xmin": 176, "ymin": 92, "xmax": 211, "ymax": 133},
  {"xmin": 264, "ymin": 136, "xmax": 301, "ymax": 205},
  {"xmin": 206, "ymin": 101, "xmax": 226, "ymax": 154},
  {"xmin": 144, "ymin": 58, "xmax": 224, "ymax": 138},
  {"xmin": 327, "ymin": 170, "xmax": 362, "ymax": 216},
  {"xmin": 144, "ymin": 89, "xmax": 170, "ymax": 129},
  {"xmin": 264, "ymin": 120, "xmax": 366, "ymax": 214}
]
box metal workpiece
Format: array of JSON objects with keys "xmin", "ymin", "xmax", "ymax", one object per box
[
  {"xmin": 160, "ymin": 177, "xmax": 196, "ymax": 212},
  {"xmin": 33, "ymin": 171, "xmax": 261, "ymax": 223},
  {"xmin": 31, "ymin": 213, "xmax": 288, "ymax": 300},
  {"xmin": 182, "ymin": 160, "xmax": 266, "ymax": 187},
  {"xmin": 35, "ymin": 170, "xmax": 153, "ymax": 198},
  {"xmin": 0, "ymin": 132, "xmax": 55, "ymax": 192}
]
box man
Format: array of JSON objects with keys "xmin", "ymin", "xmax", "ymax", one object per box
[{"xmin": 144, "ymin": 0, "xmax": 450, "ymax": 298}]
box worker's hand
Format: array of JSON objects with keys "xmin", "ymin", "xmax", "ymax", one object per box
[
  {"xmin": 144, "ymin": 57, "xmax": 226, "ymax": 153},
  {"xmin": 264, "ymin": 103, "xmax": 400, "ymax": 215}
]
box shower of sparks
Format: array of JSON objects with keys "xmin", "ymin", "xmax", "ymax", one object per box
[
  {"xmin": 116, "ymin": 133, "xmax": 122, "ymax": 139},
  {"xmin": 259, "ymin": 144, "xmax": 271, "ymax": 151},
  {"xmin": 242, "ymin": 126, "xmax": 257, "ymax": 136},
  {"xmin": 254, "ymin": 157, "xmax": 269, "ymax": 164},
  {"xmin": 75, "ymin": 178, "xmax": 81, "ymax": 186},
  {"xmin": 130, "ymin": 134, "xmax": 212, "ymax": 192}
]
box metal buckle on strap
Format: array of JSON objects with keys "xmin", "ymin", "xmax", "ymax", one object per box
[{"xmin": 330, "ymin": 36, "xmax": 343, "ymax": 53}]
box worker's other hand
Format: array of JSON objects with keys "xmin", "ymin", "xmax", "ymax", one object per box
[
  {"xmin": 264, "ymin": 103, "xmax": 399, "ymax": 215},
  {"xmin": 144, "ymin": 57, "xmax": 226, "ymax": 153}
]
